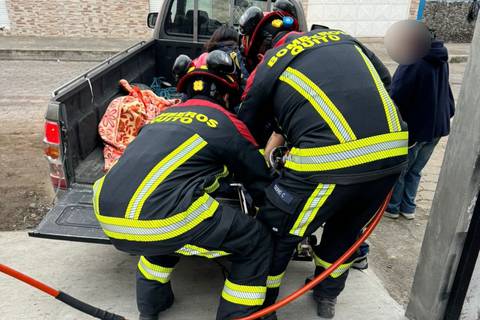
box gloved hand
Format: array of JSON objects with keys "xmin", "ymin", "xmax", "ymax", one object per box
[{"xmin": 269, "ymin": 146, "xmax": 289, "ymax": 172}]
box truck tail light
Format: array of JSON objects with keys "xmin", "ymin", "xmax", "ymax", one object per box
[
  {"xmin": 45, "ymin": 121, "xmax": 60, "ymax": 144},
  {"xmin": 44, "ymin": 121, "xmax": 67, "ymax": 190}
]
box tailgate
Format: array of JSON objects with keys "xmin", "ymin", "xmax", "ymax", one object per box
[
  {"xmin": 29, "ymin": 186, "xmax": 109, "ymax": 244},
  {"xmin": 29, "ymin": 186, "xmax": 244, "ymax": 244}
]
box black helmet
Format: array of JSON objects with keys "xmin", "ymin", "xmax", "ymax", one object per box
[
  {"xmin": 273, "ymin": 0, "xmax": 297, "ymax": 17},
  {"xmin": 239, "ymin": 6, "xmax": 264, "ymax": 36},
  {"xmin": 240, "ymin": 4, "xmax": 299, "ymax": 70},
  {"xmin": 172, "ymin": 54, "xmax": 192, "ymax": 82}
]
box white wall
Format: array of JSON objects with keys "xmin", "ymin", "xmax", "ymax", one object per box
[
  {"xmin": 0, "ymin": 0, "xmax": 10, "ymax": 29},
  {"xmin": 149, "ymin": 0, "xmax": 165, "ymax": 12},
  {"xmin": 306, "ymin": 0, "xmax": 411, "ymax": 37}
]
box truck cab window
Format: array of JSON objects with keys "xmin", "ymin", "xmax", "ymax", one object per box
[{"xmin": 165, "ymin": 0, "xmax": 273, "ymax": 37}]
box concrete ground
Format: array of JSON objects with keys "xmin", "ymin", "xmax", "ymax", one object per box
[
  {"xmin": 0, "ymin": 37, "xmax": 470, "ymax": 319},
  {"xmin": 0, "ymin": 231, "xmax": 405, "ymax": 320}
]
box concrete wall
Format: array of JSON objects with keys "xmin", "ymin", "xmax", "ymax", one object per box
[
  {"xmin": 1, "ymin": 0, "xmax": 422, "ymax": 39},
  {"xmin": 1, "ymin": 0, "xmax": 151, "ymax": 38},
  {"xmin": 424, "ymin": 0, "xmax": 477, "ymax": 42},
  {"xmin": 305, "ymin": 0, "xmax": 412, "ymax": 37}
]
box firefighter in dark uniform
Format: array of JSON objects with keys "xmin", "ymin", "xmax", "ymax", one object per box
[
  {"xmin": 93, "ymin": 50, "xmax": 274, "ymax": 320},
  {"xmin": 237, "ymin": 1, "xmax": 409, "ymax": 318}
]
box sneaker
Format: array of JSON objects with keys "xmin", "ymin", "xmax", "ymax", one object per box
[
  {"xmin": 384, "ymin": 210, "xmax": 400, "ymax": 219},
  {"xmin": 317, "ymin": 297, "xmax": 337, "ymax": 319},
  {"xmin": 401, "ymin": 212, "xmax": 415, "ymax": 220}
]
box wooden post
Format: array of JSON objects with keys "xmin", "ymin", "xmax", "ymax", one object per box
[{"xmin": 406, "ymin": 18, "xmax": 480, "ymax": 320}]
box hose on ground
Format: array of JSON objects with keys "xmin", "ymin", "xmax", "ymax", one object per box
[
  {"xmin": 0, "ymin": 263, "xmax": 126, "ymax": 320},
  {"xmin": 236, "ymin": 191, "xmax": 392, "ymax": 320}
]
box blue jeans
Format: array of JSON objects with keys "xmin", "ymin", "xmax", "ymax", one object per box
[{"xmin": 387, "ymin": 138, "xmax": 440, "ymax": 214}]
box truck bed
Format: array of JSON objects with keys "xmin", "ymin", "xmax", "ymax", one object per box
[
  {"xmin": 32, "ymin": 39, "xmax": 203, "ymax": 242},
  {"xmin": 74, "ymin": 147, "xmax": 104, "ymax": 184},
  {"xmin": 55, "ymin": 39, "xmax": 203, "ymax": 186}
]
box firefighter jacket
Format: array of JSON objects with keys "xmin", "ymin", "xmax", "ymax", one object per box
[
  {"xmin": 93, "ymin": 97, "xmax": 273, "ymax": 255},
  {"xmin": 238, "ymin": 28, "xmax": 409, "ymax": 185}
]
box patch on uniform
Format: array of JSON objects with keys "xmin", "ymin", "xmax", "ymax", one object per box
[
  {"xmin": 193, "ymin": 80, "xmax": 204, "ymax": 91},
  {"xmin": 272, "ymin": 19, "xmax": 283, "ymax": 28},
  {"xmin": 273, "ymin": 183, "xmax": 294, "ymax": 205}
]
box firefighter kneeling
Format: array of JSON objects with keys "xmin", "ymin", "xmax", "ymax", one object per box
[
  {"xmin": 93, "ymin": 50, "xmax": 274, "ymax": 320},
  {"xmin": 238, "ymin": 0, "xmax": 409, "ymax": 318}
]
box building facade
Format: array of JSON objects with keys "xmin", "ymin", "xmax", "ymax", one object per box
[{"xmin": 0, "ymin": 0, "xmax": 476, "ymax": 41}]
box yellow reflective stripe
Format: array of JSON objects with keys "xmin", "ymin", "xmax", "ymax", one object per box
[
  {"xmin": 204, "ymin": 166, "xmax": 229, "ymax": 194},
  {"xmin": 266, "ymin": 272, "xmax": 286, "ymax": 289},
  {"xmin": 279, "ymin": 67, "xmax": 356, "ymax": 143},
  {"xmin": 290, "ymin": 132, "xmax": 408, "ymax": 156},
  {"xmin": 259, "ymin": 149, "xmax": 265, "ymax": 156},
  {"xmin": 313, "ymin": 254, "xmax": 353, "ymax": 279},
  {"xmin": 126, "ymin": 134, "xmax": 208, "ymax": 220},
  {"xmin": 221, "ymin": 279, "xmax": 266, "ymax": 306},
  {"xmin": 92, "ymin": 176, "xmax": 106, "ymax": 215},
  {"xmin": 354, "ymin": 46, "xmax": 401, "ymax": 133},
  {"xmin": 137, "ymin": 256, "xmax": 174, "ymax": 283},
  {"xmin": 97, "ymin": 193, "xmax": 219, "ymax": 242},
  {"xmin": 285, "ymin": 131, "xmax": 408, "ymax": 172},
  {"xmin": 176, "ymin": 244, "xmax": 230, "ymax": 258},
  {"xmin": 290, "ymin": 184, "xmax": 335, "ymax": 237}
]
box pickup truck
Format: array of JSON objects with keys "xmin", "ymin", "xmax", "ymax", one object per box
[{"xmin": 30, "ymin": 0, "xmax": 308, "ymax": 244}]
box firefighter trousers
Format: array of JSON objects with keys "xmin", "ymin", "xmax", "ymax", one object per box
[
  {"xmin": 257, "ymin": 174, "xmax": 398, "ymax": 307},
  {"xmin": 136, "ymin": 205, "xmax": 273, "ymax": 320}
]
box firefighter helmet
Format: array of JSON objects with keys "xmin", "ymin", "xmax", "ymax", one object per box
[{"xmin": 173, "ymin": 50, "xmax": 241, "ymax": 108}]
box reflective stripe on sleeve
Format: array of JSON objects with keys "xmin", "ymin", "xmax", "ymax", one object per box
[
  {"xmin": 289, "ymin": 184, "xmax": 335, "ymax": 237},
  {"xmin": 285, "ymin": 131, "xmax": 408, "ymax": 172},
  {"xmin": 125, "ymin": 134, "xmax": 208, "ymax": 220},
  {"xmin": 266, "ymin": 272, "xmax": 286, "ymax": 289},
  {"xmin": 92, "ymin": 175, "xmax": 106, "ymax": 216},
  {"xmin": 279, "ymin": 67, "xmax": 356, "ymax": 143},
  {"xmin": 204, "ymin": 166, "xmax": 229, "ymax": 194},
  {"xmin": 176, "ymin": 244, "xmax": 230, "ymax": 259},
  {"xmin": 96, "ymin": 193, "xmax": 219, "ymax": 242},
  {"xmin": 221, "ymin": 279, "xmax": 266, "ymax": 306},
  {"xmin": 313, "ymin": 254, "xmax": 353, "ymax": 279},
  {"xmin": 137, "ymin": 256, "xmax": 174, "ymax": 284},
  {"xmin": 354, "ymin": 46, "xmax": 401, "ymax": 133}
]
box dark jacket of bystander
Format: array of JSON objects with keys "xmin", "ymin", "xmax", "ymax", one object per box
[{"xmin": 389, "ymin": 40, "xmax": 455, "ymax": 144}]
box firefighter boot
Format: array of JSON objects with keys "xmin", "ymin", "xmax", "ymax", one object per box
[
  {"xmin": 316, "ymin": 297, "xmax": 337, "ymax": 319},
  {"xmin": 137, "ymin": 275, "xmax": 175, "ymax": 320}
]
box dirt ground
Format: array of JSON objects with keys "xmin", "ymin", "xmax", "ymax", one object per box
[
  {"xmin": 0, "ymin": 59, "xmax": 467, "ymax": 308},
  {"xmin": 0, "ymin": 60, "xmax": 96, "ymax": 230}
]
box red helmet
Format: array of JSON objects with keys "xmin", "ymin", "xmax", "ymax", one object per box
[{"xmin": 174, "ymin": 50, "xmax": 240, "ymax": 95}]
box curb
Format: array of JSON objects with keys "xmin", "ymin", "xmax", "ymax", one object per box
[
  {"xmin": 0, "ymin": 49, "xmax": 119, "ymax": 62},
  {"xmin": 449, "ymin": 55, "xmax": 469, "ymax": 63},
  {"xmin": 0, "ymin": 49, "xmax": 470, "ymax": 64}
]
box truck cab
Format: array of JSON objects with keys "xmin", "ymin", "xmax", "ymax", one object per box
[{"xmin": 32, "ymin": 0, "xmax": 307, "ymax": 243}]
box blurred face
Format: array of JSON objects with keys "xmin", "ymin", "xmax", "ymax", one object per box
[{"xmin": 384, "ymin": 20, "xmax": 431, "ymax": 65}]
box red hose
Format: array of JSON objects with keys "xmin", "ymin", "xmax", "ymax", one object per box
[
  {"xmin": 0, "ymin": 263, "xmax": 60, "ymax": 297},
  {"xmin": 237, "ymin": 191, "xmax": 392, "ymax": 320}
]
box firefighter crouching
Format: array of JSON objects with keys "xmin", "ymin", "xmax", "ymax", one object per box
[
  {"xmin": 237, "ymin": 1, "xmax": 409, "ymax": 318},
  {"xmin": 93, "ymin": 50, "xmax": 274, "ymax": 320}
]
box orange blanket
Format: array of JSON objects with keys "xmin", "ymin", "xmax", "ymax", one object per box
[{"xmin": 99, "ymin": 79, "xmax": 179, "ymax": 171}]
